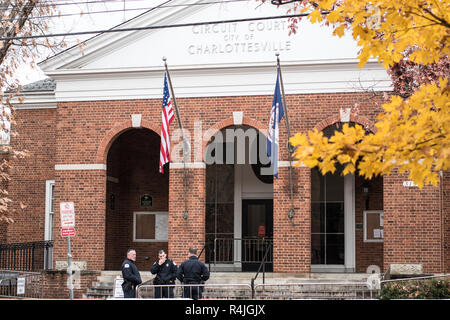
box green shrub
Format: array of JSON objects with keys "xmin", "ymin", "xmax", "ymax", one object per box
[{"xmin": 378, "ymin": 278, "xmax": 450, "ymax": 299}]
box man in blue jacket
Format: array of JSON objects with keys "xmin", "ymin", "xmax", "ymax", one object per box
[
  {"xmin": 177, "ymin": 248, "xmax": 210, "ymax": 300},
  {"xmin": 121, "ymin": 249, "xmax": 142, "ymax": 298},
  {"xmin": 151, "ymin": 250, "xmax": 178, "ymax": 298}
]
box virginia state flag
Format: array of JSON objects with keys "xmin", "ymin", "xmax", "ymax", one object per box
[{"xmin": 267, "ymin": 72, "xmax": 284, "ymax": 178}]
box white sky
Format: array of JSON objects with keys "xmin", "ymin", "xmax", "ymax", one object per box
[{"xmin": 16, "ymin": 0, "xmax": 166, "ymax": 85}]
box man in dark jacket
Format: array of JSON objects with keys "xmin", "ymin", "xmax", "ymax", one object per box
[
  {"xmin": 121, "ymin": 249, "xmax": 142, "ymax": 298},
  {"xmin": 177, "ymin": 248, "xmax": 210, "ymax": 300},
  {"xmin": 151, "ymin": 250, "xmax": 178, "ymax": 298}
]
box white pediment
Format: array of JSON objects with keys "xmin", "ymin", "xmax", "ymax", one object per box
[{"xmin": 41, "ymin": 0, "xmax": 360, "ymax": 71}]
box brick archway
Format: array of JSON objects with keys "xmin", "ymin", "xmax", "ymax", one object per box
[
  {"xmin": 202, "ymin": 116, "xmax": 268, "ymax": 153},
  {"xmin": 96, "ymin": 119, "xmax": 160, "ymax": 164},
  {"xmin": 104, "ymin": 127, "xmax": 168, "ymax": 271},
  {"xmin": 310, "ymin": 112, "xmax": 383, "ymax": 273},
  {"xmin": 313, "ymin": 113, "xmax": 377, "ymax": 133}
]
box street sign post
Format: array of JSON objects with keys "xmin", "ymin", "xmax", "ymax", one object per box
[{"xmin": 60, "ymin": 202, "xmax": 75, "ymax": 300}]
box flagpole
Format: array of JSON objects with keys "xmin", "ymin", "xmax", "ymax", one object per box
[
  {"xmin": 163, "ymin": 57, "xmax": 186, "ymax": 153},
  {"xmin": 163, "ymin": 57, "xmax": 189, "ymax": 219},
  {"xmin": 276, "ymin": 53, "xmax": 295, "ymax": 219}
]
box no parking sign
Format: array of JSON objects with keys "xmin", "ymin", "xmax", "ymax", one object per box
[{"xmin": 60, "ymin": 202, "xmax": 75, "ymax": 229}]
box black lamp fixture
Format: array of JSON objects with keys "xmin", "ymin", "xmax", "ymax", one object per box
[{"xmin": 288, "ymin": 208, "xmax": 294, "ymax": 219}]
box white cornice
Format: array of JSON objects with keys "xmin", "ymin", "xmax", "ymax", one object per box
[
  {"xmin": 43, "ymin": 57, "xmax": 367, "ymax": 77},
  {"xmin": 48, "ymin": 60, "xmax": 392, "ymax": 102},
  {"xmin": 11, "ymin": 91, "xmax": 57, "ymax": 110},
  {"xmin": 55, "ymin": 164, "xmax": 107, "ymax": 170}
]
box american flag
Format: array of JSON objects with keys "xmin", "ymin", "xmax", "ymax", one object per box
[{"xmin": 159, "ymin": 73, "xmax": 175, "ymax": 174}]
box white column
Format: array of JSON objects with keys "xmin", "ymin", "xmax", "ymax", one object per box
[
  {"xmin": 344, "ymin": 174, "xmax": 356, "ymax": 272},
  {"xmin": 234, "ymin": 164, "xmax": 242, "ymax": 270}
]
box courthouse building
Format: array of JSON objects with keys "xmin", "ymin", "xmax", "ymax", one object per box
[{"xmin": 2, "ymin": 0, "xmax": 449, "ymax": 276}]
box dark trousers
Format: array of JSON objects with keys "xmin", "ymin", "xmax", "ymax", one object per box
[
  {"xmin": 123, "ymin": 288, "xmax": 136, "ymax": 298},
  {"xmin": 154, "ymin": 285, "xmax": 174, "ymax": 298},
  {"xmin": 183, "ymin": 283, "xmax": 203, "ymax": 300}
]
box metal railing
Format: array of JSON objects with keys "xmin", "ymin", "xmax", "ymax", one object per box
[
  {"xmin": 136, "ymin": 283, "xmax": 253, "ymax": 300},
  {"xmin": 0, "ymin": 241, "xmax": 53, "ymax": 271},
  {"xmin": 135, "ymin": 281, "xmax": 376, "ymax": 300},
  {"xmin": 198, "ymin": 242, "xmax": 214, "ymax": 271},
  {"xmin": 380, "ymin": 274, "xmax": 450, "ymax": 285},
  {"xmin": 213, "ymin": 238, "xmax": 273, "ymax": 265},
  {"xmin": 0, "ymin": 270, "xmax": 44, "ymax": 299},
  {"xmin": 250, "ymin": 243, "xmax": 272, "ymax": 298}
]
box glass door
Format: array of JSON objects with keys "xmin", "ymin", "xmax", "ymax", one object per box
[
  {"xmin": 205, "ymin": 162, "xmax": 234, "ymax": 264},
  {"xmin": 242, "ymin": 199, "xmax": 273, "ymax": 272}
]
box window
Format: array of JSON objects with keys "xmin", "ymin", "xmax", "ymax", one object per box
[
  {"xmin": 364, "ymin": 210, "xmax": 384, "ymax": 242},
  {"xmin": 133, "ymin": 212, "xmax": 168, "ymax": 242},
  {"xmin": 45, "ymin": 180, "xmax": 55, "ymax": 241},
  {"xmin": 44, "ymin": 180, "xmax": 55, "ymax": 270},
  {"xmin": 311, "ymin": 166, "xmax": 345, "ymax": 265},
  {"xmin": 311, "ymin": 123, "xmax": 356, "ymax": 268}
]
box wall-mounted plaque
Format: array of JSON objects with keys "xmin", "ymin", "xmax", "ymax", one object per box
[
  {"xmin": 364, "ymin": 210, "xmax": 384, "ymax": 242},
  {"xmin": 140, "ymin": 194, "xmax": 152, "ymax": 207}
]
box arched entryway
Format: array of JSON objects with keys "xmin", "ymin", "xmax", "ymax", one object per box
[
  {"xmin": 311, "ymin": 123, "xmax": 384, "ymax": 273},
  {"xmin": 104, "ymin": 128, "xmax": 169, "ymax": 270},
  {"xmin": 204, "ymin": 125, "xmax": 273, "ymax": 271}
]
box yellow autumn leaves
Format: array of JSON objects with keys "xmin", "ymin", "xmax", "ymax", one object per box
[{"xmin": 289, "ymin": 0, "xmax": 450, "ymax": 187}]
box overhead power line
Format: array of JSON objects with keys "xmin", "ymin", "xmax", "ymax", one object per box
[
  {"xmin": 0, "ymin": 13, "xmax": 311, "ymax": 41},
  {"xmin": 0, "ymin": 0, "xmax": 255, "ymax": 22}
]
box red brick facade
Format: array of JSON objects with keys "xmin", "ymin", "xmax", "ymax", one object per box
[
  {"xmin": 383, "ymin": 170, "xmax": 443, "ymax": 273},
  {"xmin": 4, "ymin": 92, "xmax": 448, "ymax": 274},
  {"xmin": 42, "ymin": 270, "xmax": 100, "ymax": 299},
  {"xmin": 7, "ymin": 108, "xmax": 56, "ymax": 241}
]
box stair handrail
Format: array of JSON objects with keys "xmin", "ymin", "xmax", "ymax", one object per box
[
  {"xmin": 197, "ymin": 241, "xmax": 214, "ymax": 271},
  {"xmin": 250, "ymin": 238, "xmax": 272, "ymax": 299},
  {"xmin": 198, "ymin": 243, "xmax": 206, "ymax": 260}
]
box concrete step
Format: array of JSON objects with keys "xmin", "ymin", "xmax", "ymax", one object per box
[
  {"xmin": 84, "ymin": 271, "xmax": 374, "ymax": 299},
  {"xmin": 83, "ymin": 293, "xmax": 112, "ymax": 299},
  {"xmin": 97, "ymin": 272, "xmax": 155, "ymax": 284},
  {"xmin": 206, "ymin": 272, "xmax": 370, "ymax": 285},
  {"xmin": 86, "ymin": 287, "xmax": 113, "ymax": 295}
]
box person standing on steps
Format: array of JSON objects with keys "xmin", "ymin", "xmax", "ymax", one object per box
[
  {"xmin": 121, "ymin": 249, "xmax": 142, "ymax": 298},
  {"xmin": 177, "ymin": 248, "xmax": 210, "ymax": 300},
  {"xmin": 151, "ymin": 249, "xmax": 178, "ymax": 298}
]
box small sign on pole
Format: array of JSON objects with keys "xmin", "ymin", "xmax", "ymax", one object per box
[
  {"xmin": 60, "ymin": 201, "xmax": 75, "ymax": 300},
  {"xmin": 60, "ymin": 202, "xmax": 75, "ymax": 228},
  {"xmin": 61, "ymin": 228, "xmax": 76, "ymax": 237},
  {"xmin": 17, "ymin": 277, "xmax": 25, "ymax": 295}
]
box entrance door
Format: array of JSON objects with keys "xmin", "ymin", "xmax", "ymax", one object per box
[{"xmin": 242, "ymin": 199, "xmax": 273, "ymax": 272}]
